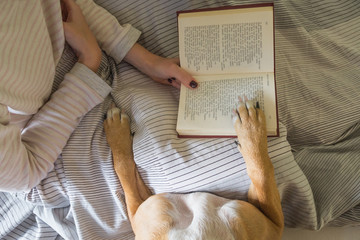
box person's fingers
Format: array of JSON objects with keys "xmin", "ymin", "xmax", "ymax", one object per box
[
  {"xmin": 60, "ymin": 0, "xmax": 75, "ymax": 18},
  {"xmin": 61, "ymin": 0, "xmax": 76, "ymax": 8},
  {"xmin": 167, "ymin": 77, "xmax": 176, "ymax": 86},
  {"xmin": 172, "ymin": 57, "xmax": 180, "ymax": 65},
  {"xmin": 167, "ymin": 76, "xmax": 183, "ymax": 89},
  {"xmin": 62, "ymin": 21, "xmax": 73, "ymax": 35},
  {"xmin": 173, "ymin": 81, "xmax": 181, "ymax": 89},
  {"xmin": 60, "ymin": 0, "xmax": 68, "ymax": 21},
  {"xmin": 168, "ymin": 59, "xmax": 198, "ymax": 89},
  {"xmin": 61, "ymin": 0, "xmax": 82, "ymax": 23},
  {"xmin": 62, "ymin": 22, "xmax": 79, "ymax": 56}
]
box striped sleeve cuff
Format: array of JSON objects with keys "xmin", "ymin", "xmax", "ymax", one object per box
[
  {"xmin": 69, "ymin": 62, "xmax": 112, "ymax": 99},
  {"xmin": 109, "ymin": 24, "xmax": 141, "ymax": 63}
]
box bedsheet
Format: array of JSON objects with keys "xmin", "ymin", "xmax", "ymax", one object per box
[{"xmin": 1, "ymin": 0, "xmax": 360, "ymax": 239}]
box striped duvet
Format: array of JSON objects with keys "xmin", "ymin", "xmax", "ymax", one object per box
[{"xmin": 1, "ymin": 0, "xmax": 360, "ymax": 239}]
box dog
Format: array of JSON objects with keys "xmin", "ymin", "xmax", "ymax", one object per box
[{"xmin": 104, "ymin": 99, "xmax": 284, "ymax": 240}]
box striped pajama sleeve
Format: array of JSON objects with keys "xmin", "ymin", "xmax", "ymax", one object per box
[
  {"xmin": 0, "ymin": 64, "xmax": 111, "ymax": 193},
  {"xmin": 75, "ymin": 0, "xmax": 141, "ymax": 63}
]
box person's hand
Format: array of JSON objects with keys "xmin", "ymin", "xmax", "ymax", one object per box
[
  {"xmin": 146, "ymin": 56, "xmax": 198, "ymax": 89},
  {"xmin": 233, "ymin": 97, "xmax": 268, "ymax": 164},
  {"xmin": 124, "ymin": 44, "xmax": 198, "ymax": 89},
  {"xmin": 61, "ymin": 0, "xmax": 101, "ymax": 72}
]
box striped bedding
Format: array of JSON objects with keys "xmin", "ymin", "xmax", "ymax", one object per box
[{"xmin": 1, "ymin": 0, "xmax": 360, "ymax": 239}]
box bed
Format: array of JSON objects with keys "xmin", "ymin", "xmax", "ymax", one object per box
[{"xmin": 1, "ymin": 0, "xmax": 360, "ymax": 239}]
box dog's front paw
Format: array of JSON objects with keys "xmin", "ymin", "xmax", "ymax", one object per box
[
  {"xmin": 232, "ymin": 97, "xmax": 268, "ymax": 160},
  {"xmin": 104, "ymin": 103, "xmax": 133, "ymax": 157}
]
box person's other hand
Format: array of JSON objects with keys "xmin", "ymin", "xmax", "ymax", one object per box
[
  {"xmin": 61, "ymin": 0, "xmax": 101, "ymax": 72},
  {"xmin": 124, "ymin": 44, "xmax": 198, "ymax": 89},
  {"xmin": 148, "ymin": 56, "xmax": 198, "ymax": 89}
]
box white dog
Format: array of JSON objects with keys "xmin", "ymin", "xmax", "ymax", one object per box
[{"xmin": 104, "ymin": 99, "xmax": 284, "ymax": 240}]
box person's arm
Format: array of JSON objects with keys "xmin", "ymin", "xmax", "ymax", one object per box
[
  {"xmin": 68, "ymin": 0, "xmax": 197, "ymax": 89},
  {"xmin": 233, "ymin": 98, "xmax": 284, "ymax": 230},
  {"xmin": 64, "ymin": 0, "xmax": 140, "ymax": 64},
  {"xmin": 0, "ymin": 67, "xmax": 110, "ymax": 192},
  {"xmin": 0, "ymin": 1, "xmax": 110, "ymax": 192}
]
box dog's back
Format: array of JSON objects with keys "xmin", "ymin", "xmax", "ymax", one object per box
[{"xmin": 133, "ymin": 192, "xmax": 282, "ymax": 240}]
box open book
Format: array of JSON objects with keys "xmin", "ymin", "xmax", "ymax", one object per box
[{"xmin": 176, "ymin": 3, "xmax": 278, "ymax": 138}]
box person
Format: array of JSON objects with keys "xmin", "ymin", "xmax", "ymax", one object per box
[
  {"xmin": 0, "ymin": 0, "xmax": 197, "ymax": 192},
  {"xmin": 104, "ymin": 98, "xmax": 284, "ymax": 239}
]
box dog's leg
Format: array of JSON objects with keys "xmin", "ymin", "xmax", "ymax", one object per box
[
  {"xmin": 103, "ymin": 104, "xmax": 152, "ymax": 224},
  {"xmin": 234, "ymin": 100, "xmax": 284, "ymax": 234}
]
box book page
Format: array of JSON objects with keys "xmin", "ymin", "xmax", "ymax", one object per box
[
  {"xmin": 178, "ymin": 6, "xmax": 274, "ymax": 75},
  {"xmin": 176, "ymin": 73, "xmax": 277, "ymax": 136}
]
